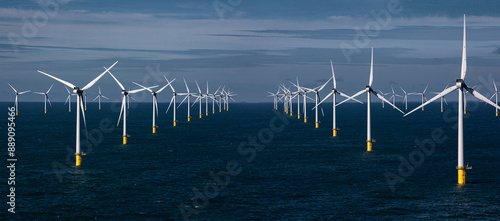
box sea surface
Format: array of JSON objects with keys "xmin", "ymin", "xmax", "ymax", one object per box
[{"xmin": 1, "ymin": 101, "xmax": 499, "ymax": 220}]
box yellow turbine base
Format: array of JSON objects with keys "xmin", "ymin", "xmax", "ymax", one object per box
[
  {"xmin": 199, "ymin": 114, "xmax": 202, "ymax": 118},
  {"xmin": 85, "ymin": 108, "xmax": 87, "ymax": 111},
  {"xmin": 123, "ymin": 135, "xmax": 127, "ymax": 145},
  {"xmin": 213, "ymin": 110, "xmax": 215, "ymax": 114},
  {"xmin": 206, "ymin": 112, "xmax": 208, "ymax": 116},
  {"xmin": 45, "ymin": 110, "xmax": 47, "ymax": 114},
  {"xmin": 188, "ymin": 117, "xmax": 191, "ymax": 122},
  {"xmin": 173, "ymin": 121, "xmax": 177, "ymax": 127},
  {"xmin": 405, "ymin": 107, "xmax": 407, "ymax": 110},
  {"xmin": 457, "ymin": 167, "xmax": 466, "ymax": 184},
  {"xmin": 290, "ymin": 112, "xmax": 293, "ymax": 116},
  {"xmin": 333, "ymin": 129, "xmax": 337, "ymax": 137},
  {"xmin": 315, "ymin": 122, "xmax": 319, "ymax": 128},
  {"xmin": 152, "ymin": 126, "xmax": 156, "ymax": 134},
  {"xmin": 304, "ymin": 117, "xmax": 307, "ymax": 123},
  {"xmin": 422, "ymin": 107, "xmax": 424, "ymax": 111},
  {"xmin": 75, "ymin": 153, "xmax": 81, "ymax": 166},
  {"xmin": 497, "ymin": 112, "xmax": 498, "ymax": 116},
  {"xmin": 298, "ymin": 114, "xmax": 301, "ymax": 119},
  {"xmin": 99, "ymin": 107, "xmax": 101, "ymax": 110},
  {"xmin": 367, "ymin": 140, "xmax": 373, "ymax": 152},
  {"xmin": 441, "ymin": 109, "xmax": 443, "ymax": 112},
  {"xmin": 219, "ymin": 109, "xmax": 221, "ymax": 112},
  {"xmin": 16, "ymin": 112, "xmax": 18, "ymax": 116},
  {"xmin": 69, "ymin": 109, "xmax": 71, "ymax": 112},
  {"xmin": 464, "ymin": 110, "xmax": 466, "ymax": 114}
]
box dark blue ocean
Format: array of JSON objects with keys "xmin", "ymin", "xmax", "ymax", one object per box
[{"xmin": 1, "ymin": 101, "xmax": 499, "ymax": 220}]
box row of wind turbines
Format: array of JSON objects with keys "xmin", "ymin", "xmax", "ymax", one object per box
[
  {"xmin": 269, "ymin": 15, "xmax": 500, "ymax": 185},
  {"xmin": 11, "ymin": 61, "xmax": 237, "ymax": 167}
]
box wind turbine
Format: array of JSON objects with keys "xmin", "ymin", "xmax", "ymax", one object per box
[
  {"xmin": 336, "ymin": 48, "xmax": 404, "ymax": 151},
  {"xmin": 377, "ymin": 90, "xmax": 389, "ymax": 108},
  {"xmin": 166, "ymin": 77, "xmax": 187, "ymax": 127},
  {"xmin": 388, "ymin": 86, "xmax": 402, "ymax": 109},
  {"xmin": 208, "ymin": 86, "xmax": 221, "ymax": 114},
  {"xmin": 400, "ymin": 87, "xmax": 409, "ymax": 110},
  {"xmin": 93, "ymin": 86, "xmax": 109, "ymax": 110},
  {"xmin": 106, "ymin": 67, "xmax": 157, "ymax": 144},
  {"xmin": 64, "ymin": 86, "xmax": 75, "ymax": 112},
  {"xmin": 194, "ymin": 81, "xmax": 204, "ymax": 118},
  {"xmin": 37, "ymin": 61, "xmax": 118, "ymax": 166},
  {"xmin": 301, "ymin": 77, "xmax": 332, "ymax": 128},
  {"xmin": 178, "ymin": 78, "xmax": 196, "ymax": 121},
  {"xmin": 267, "ymin": 88, "xmax": 280, "ymax": 110},
  {"xmin": 84, "ymin": 92, "xmax": 88, "ymax": 111},
  {"xmin": 408, "ymin": 85, "xmax": 428, "ymax": 111},
  {"xmin": 34, "ymin": 84, "xmax": 53, "ymax": 114},
  {"xmin": 490, "ymin": 80, "xmax": 499, "ymax": 116},
  {"xmin": 7, "ymin": 83, "xmax": 30, "ymax": 116},
  {"xmin": 430, "ymin": 84, "xmax": 449, "ymax": 112},
  {"xmin": 133, "ymin": 80, "xmax": 172, "ymax": 133},
  {"xmin": 313, "ymin": 60, "xmax": 363, "ymax": 137},
  {"xmin": 404, "ymin": 15, "xmax": 500, "ymax": 184}
]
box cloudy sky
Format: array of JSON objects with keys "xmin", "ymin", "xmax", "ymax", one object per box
[{"xmin": 1, "ymin": 0, "xmax": 500, "ymax": 103}]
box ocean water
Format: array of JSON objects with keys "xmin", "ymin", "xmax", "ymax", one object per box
[{"xmin": 1, "ymin": 101, "xmax": 499, "ymax": 220}]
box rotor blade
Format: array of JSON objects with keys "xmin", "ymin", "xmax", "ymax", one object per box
[
  {"xmin": 443, "ymin": 96, "xmax": 448, "ymax": 105},
  {"xmin": 102, "ymin": 95, "xmax": 109, "ymax": 100},
  {"xmin": 404, "ymin": 86, "xmax": 458, "ymax": 117},
  {"xmin": 157, "ymin": 80, "xmax": 172, "ymax": 93},
  {"xmin": 65, "ymin": 86, "xmax": 70, "ymax": 94},
  {"xmin": 99, "ymin": 86, "xmax": 101, "ymax": 94},
  {"xmin": 493, "ymin": 80, "xmax": 498, "ymax": 92},
  {"xmin": 464, "ymin": 84, "xmax": 500, "ymax": 110},
  {"xmin": 132, "ymin": 81, "xmax": 153, "ymax": 93},
  {"xmin": 183, "ymin": 78, "xmax": 190, "ymax": 93},
  {"xmin": 18, "ymin": 90, "xmax": 30, "ymax": 95},
  {"xmin": 47, "ymin": 96, "xmax": 52, "ymax": 107},
  {"xmin": 129, "ymin": 96, "xmax": 136, "ymax": 101},
  {"xmin": 106, "ymin": 69, "xmax": 125, "ymax": 90},
  {"xmin": 400, "ymin": 87, "xmax": 406, "ymax": 94},
  {"xmin": 155, "ymin": 98, "xmax": 159, "ymax": 118},
  {"xmin": 318, "ymin": 77, "xmax": 333, "ymax": 92},
  {"xmin": 338, "ymin": 91, "xmax": 363, "ymax": 104},
  {"xmin": 320, "ymin": 106, "xmax": 325, "ymax": 117},
  {"xmin": 65, "ymin": 95, "xmax": 70, "ymax": 105},
  {"xmin": 178, "ymin": 95, "xmax": 188, "ymax": 107},
  {"xmin": 369, "ymin": 47, "xmax": 374, "ymax": 87},
  {"xmin": 372, "ymin": 89, "xmax": 404, "ymax": 114},
  {"xmin": 79, "ymin": 95, "xmax": 88, "ymax": 139},
  {"xmin": 460, "ymin": 14, "xmax": 467, "ymax": 80},
  {"xmin": 195, "ymin": 80, "xmax": 202, "ymax": 94},
  {"xmin": 336, "ymin": 88, "xmax": 367, "ymax": 106},
  {"xmin": 422, "ymin": 85, "xmax": 429, "ymax": 94},
  {"xmin": 37, "ymin": 70, "xmax": 76, "ymax": 89},
  {"xmin": 46, "ymin": 84, "xmax": 54, "ymax": 94},
  {"xmin": 117, "ymin": 96, "xmax": 125, "ymax": 126},
  {"xmin": 8, "ymin": 83, "xmax": 17, "ymax": 93},
  {"xmin": 166, "ymin": 96, "xmax": 175, "ymax": 114},
  {"xmin": 313, "ymin": 92, "xmax": 333, "ymax": 110},
  {"xmin": 129, "ymin": 86, "xmax": 158, "ymax": 94},
  {"xmin": 330, "ymin": 60, "xmax": 336, "ymax": 89},
  {"xmin": 34, "ymin": 92, "xmax": 45, "ymax": 95},
  {"xmin": 83, "ymin": 61, "xmax": 118, "ymax": 91}
]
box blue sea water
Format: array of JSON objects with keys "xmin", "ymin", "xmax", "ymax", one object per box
[{"xmin": 1, "ymin": 101, "xmax": 499, "ymax": 220}]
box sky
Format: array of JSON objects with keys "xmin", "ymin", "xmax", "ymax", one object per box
[{"xmin": 1, "ymin": 0, "xmax": 500, "ymax": 104}]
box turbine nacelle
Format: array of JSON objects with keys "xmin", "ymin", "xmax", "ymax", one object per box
[
  {"xmin": 122, "ymin": 90, "xmax": 128, "ymax": 95},
  {"xmin": 456, "ymin": 79, "xmax": 464, "ymax": 88},
  {"xmin": 73, "ymin": 87, "xmax": 80, "ymax": 94}
]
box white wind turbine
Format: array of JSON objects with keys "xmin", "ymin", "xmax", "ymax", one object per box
[
  {"xmin": 208, "ymin": 86, "xmax": 221, "ymax": 114},
  {"xmin": 64, "ymin": 86, "xmax": 76, "ymax": 112},
  {"xmin": 93, "ymin": 86, "xmax": 109, "ymax": 110},
  {"xmin": 336, "ymin": 48, "xmax": 404, "ymax": 151},
  {"xmin": 314, "ymin": 60, "xmax": 363, "ymax": 137},
  {"xmin": 400, "ymin": 87, "xmax": 409, "ymax": 110},
  {"xmin": 106, "ymin": 67, "xmax": 157, "ymax": 144},
  {"xmin": 194, "ymin": 80, "xmax": 204, "ymax": 118},
  {"xmin": 166, "ymin": 77, "xmax": 189, "ymax": 127},
  {"xmin": 430, "ymin": 84, "xmax": 449, "ymax": 112},
  {"xmin": 301, "ymin": 77, "xmax": 332, "ymax": 128},
  {"xmin": 84, "ymin": 92, "xmax": 88, "ymax": 111},
  {"xmin": 34, "ymin": 84, "xmax": 53, "ymax": 114},
  {"xmin": 490, "ymin": 80, "xmax": 499, "ymax": 116},
  {"xmin": 404, "ymin": 15, "xmax": 500, "ymax": 184},
  {"xmin": 133, "ymin": 80, "xmax": 172, "ymax": 133},
  {"xmin": 178, "ymin": 78, "xmax": 196, "ymax": 121},
  {"xmin": 8, "ymin": 83, "xmax": 30, "ymax": 116},
  {"xmin": 408, "ymin": 85, "xmax": 428, "ymax": 111},
  {"xmin": 388, "ymin": 86, "xmax": 402, "ymax": 109},
  {"xmin": 267, "ymin": 87, "xmax": 280, "ymax": 110},
  {"xmin": 377, "ymin": 89, "xmax": 389, "ymax": 108},
  {"xmin": 37, "ymin": 61, "xmax": 118, "ymax": 166},
  {"xmin": 225, "ymin": 88, "xmax": 237, "ymax": 111}
]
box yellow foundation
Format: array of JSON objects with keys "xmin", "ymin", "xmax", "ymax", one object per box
[
  {"xmin": 16, "ymin": 112, "xmax": 18, "ymax": 116},
  {"xmin": 290, "ymin": 112, "xmax": 292, "ymax": 116},
  {"xmin": 206, "ymin": 112, "xmax": 208, "ymax": 116},
  {"xmin": 304, "ymin": 117, "xmax": 307, "ymax": 123},
  {"xmin": 298, "ymin": 114, "xmax": 300, "ymax": 119},
  {"xmin": 173, "ymin": 121, "xmax": 177, "ymax": 127},
  {"xmin": 213, "ymin": 110, "xmax": 215, "ymax": 114},
  {"xmin": 441, "ymin": 109, "xmax": 443, "ymax": 112},
  {"xmin": 45, "ymin": 110, "xmax": 47, "ymax": 114},
  {"xmin": 405, "ymin": 107, "xmax": 407, "ymax": 110},
  {"xmin": 422, "ymin": 107, "xmax": 424, "ymax": 111},
  {"xmin": 75, "ymin": 153, "xmax": 81, "ymax": 166},
  {"xmin": 333, "ymin": 129, "xmax": 337, "ymax": 137},
  {"xmin": 315, "ymin": 122, "xmax": 319, "ymax": 128},
  {"xmin": 123, "ymin": 135, "xmax": 127, "ymax": 145},
  {"xmin": 199, "ymin": 114, "xmax": 202, "ymax": 118},
  {"xmin": 457, "ymin": 167, "xmax": 465, "ymax": 184},
  {"xmin": 367, "ymin": 140, "xmax": 372, "ymax": 151},
  {"xmin": 219, "ymin": 109, "xmax": 221, "ymax": 112},
  {"xmin": 69, "ymin": 109, "xmax": 71, "ymax": 112},
  {"xmin": 152, "ymin": 126, "xmax": 156, "ymax": 133},
  {"xmin": 85, "ymin": 107, "xmax": 87, "ymax": 111},
  {"xmin": 188, "ymin": 117, "xmax": 191, "ymax": 122},
  {"xmin": 464, "ymin": 110, "xmax": 466, "ymax": 114},
  {"xmin": 496, "ymin": 112, "xmax": 498, "ymax": 116},
  {"xmin": 99, "ymin": 107, "xmax": 101, "ymax": 110}
]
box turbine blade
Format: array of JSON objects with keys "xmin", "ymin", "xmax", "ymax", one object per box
[
  {"xmin": 164, "ymin": 76, "xmax": 176, "ymax": 93},
  {"xmin": 179, "ymin": 95, "xmax": 188, "ymax": 107},
  {"xmin": 18, "ymin": 90, "xmax": 31, "ymax": 95},
  {"xmin": 106, "ymin": 69, "xmax": 125, "ymax": 90},
  {"xmin": 183, "ymin": 78, "xmax": 190, "ymax": 93},
  {"xmin": 461, "ymin": 14, "xmax": 467, "ymax": 80},
  {"xmin": 313, "ymin": 92, "xmax": 333, "ymax": 110},
  {"xmin": 404, "ymin": 86, "xmax": 458, "ymax": 117},
  {"xmin": 369, "ymin": 47, "xmax": 374, "ymax": 86},
  {"xmin": 338, "ymin": 91, "xmax": 363, "ymax": 104},
  {"xmin": 195, "ymin": 80, "xmax": 202, "ymax": 94},
  {"xmin": 129, "ymin": 86, "xmax": 158, "ymax": 94},
  {"xmin": 330, "ymin": 60, "xmax": 336, "ymax": 89},
  {"xmin": 83, "ymin": 61, "xmax": 118, "ymax": 90},
  {"xmin": 318, "ymin": 77, "xmax": 333, "ymax": 92},
  {"xmin": 117, "ymin": 96, "xmax": 125, "ymax": 126},
  {"xmin": 46, "ymin": 84, "xmax": 53, "ymax": 94},
  {"xmin": 79, "ymin": 95, "xmax": 88, "ymax": 139},
  {"xmin": 155, "ymin": 98, "xmax": 159, "ymax": 118},
  {"xmin": 464, "ymin": 84, "xmax": 500, "ymax": 110},
  {"xmin": 132, "ymin": 81, "xmax": 153, "ymax": 93},
  {"xmin": 336, "ymin": 89, "xmax": 367, "ymax": 106},
  {"xmin": 37, "ymin": 70, "xmax": 76, "ymax": 89},
  {"xmin": 102, "ymin": 95, "xmax": 109, "ymax": 100},
  {"xmin": 493, "ymin": 80, "xmax": 498, "ymax": 92},
  {"xmin": 93, "ymin": 95, "xmax": 99, "ymax": 101},
  {"xmin": 8, "ymin": 83, "xmax": 17, "ymax": 93},
  {"xmin": 422, "ymin": 85, "xmax": 429, "ymax": 94},
  {"xmin": 166, "ymin": 96, "xmax": 175, "ymax": 114},
  {"xmin": 372, "ymin": 89, "xmax": 404, "ymax": 114},
  {"xmin": 65, "ymin": 95, "xmax": 70, "ymax": 105},
  {"xmin": 47, "ymin": 96, "xmax": 52, "ymax": 107},
  {"xmin": 156, "ymin": 80, "xmax": 172, "ymax": 93}
]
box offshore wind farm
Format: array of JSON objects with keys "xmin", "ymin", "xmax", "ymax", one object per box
[{"xmin": 2, "ymin": 1, "xmax": 500, "ymax": 220}]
